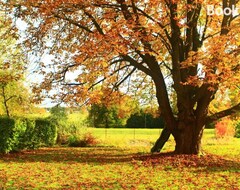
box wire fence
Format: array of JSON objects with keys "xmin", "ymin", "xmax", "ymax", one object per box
[{"xmin": 91, "ymin": 128, "xmax": 163, "ymax": 141}]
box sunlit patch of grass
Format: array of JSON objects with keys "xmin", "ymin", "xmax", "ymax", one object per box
[
  {"xmin": 91, "ymin": 128, "xmax": 211, "ymax": 153},
  {"xmin": 90, "ymin": 128, "xmax": 170, "ymax": 149},
  {"xmin": 68, "ymin": 112, "xmax": 88, "ymax": 125},
  {"xmin": 202, "ymin": 137, "xmax": 240, "ymax": 159}
]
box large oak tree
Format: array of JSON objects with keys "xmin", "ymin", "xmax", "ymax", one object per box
[{"xmin": 4, "ymin": 0, "xmax": 240, "ymax": 154}]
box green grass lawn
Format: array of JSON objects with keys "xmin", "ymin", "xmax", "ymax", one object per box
[
  {"xmin": 90, "ymin": 128, "xmax": 240, "ymax": 156},
  {"xmin": 0, "ymin": 128, "xmax": 239, "ymax": 189}
]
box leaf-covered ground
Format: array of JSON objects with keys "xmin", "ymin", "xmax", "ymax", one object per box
[{"xmin": 0, "ymin": 146, "xmax": 239, "ymax": 189}]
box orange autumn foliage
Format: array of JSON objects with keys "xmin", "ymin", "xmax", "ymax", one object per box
[{"xmin": 215, "ymin": 118, "xmax": 235, "ymax": 138}]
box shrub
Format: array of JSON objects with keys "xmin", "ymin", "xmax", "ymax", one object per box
[
  {"xmin": 235, "ymin": 121, "xmax": 240, "ymax": 138},
  {"xmin": 54, "ymin": 120, "xmax": 82, "ymax": 145},
  {"xmin": 0, "ymin": 117, "xmax": 58, "ymax": 154},
  {"xmin": 35, "ymin": 119, "xmax": 57, "ymax": 146},
  {"xmin": 16, "ymin": 118, "xmax": 37, "ymax": 149},
  {"xmin": 68, "ymin": 135, "xmax": 81, "ymax": 147},
  {"xmin": 56, "ymin": 133, "xmax": 69, "ymax": 145},
  {"xmin": 82, "ymin": 132, "xmax": 98, "ymax": 146},
  {"xmin": 68, "ymin": 133, "xmax": 98, "ymax": 147},
  {"xmin": 16, "ymin": 118, "xmax": 57, "ymax": 150},
  {"xmin": 0, "ymin": 117, "xmax": 38, "ymax": 153},
  {"xmin": 0, "ymin": 117, "xmax": 16, "ymax": 153},
  {"xmin": 215, "ymin": 118, "xmax": 235, "ymax": 138}
]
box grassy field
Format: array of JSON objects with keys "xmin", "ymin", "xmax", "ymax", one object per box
[
  {"xmin": 0, "ymin": 128, "xmax": 239, "ymax": 189},
  {"xmin": 90, "ymin": 128, "xmax": 240, "ymax": 158}
]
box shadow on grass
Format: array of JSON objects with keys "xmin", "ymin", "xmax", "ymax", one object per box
[
  {"xmin": 0, "ymin": 147, "xmax": 239, "ymax": 172},
  {"xmin": 0, "ymin": 147, "xmax": 134, "ymax": 164}
]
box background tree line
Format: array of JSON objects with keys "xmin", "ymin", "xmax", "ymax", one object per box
[{"xmin": 87, "ymin": 103, "xmax": 165, "ymax": 129}]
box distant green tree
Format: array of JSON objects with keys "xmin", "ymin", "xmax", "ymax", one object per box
[
  {"xmin": 50, "ymin": 106, "xmax": 68, "ymax": 121},
  {"xmin": 88, "ymin": 104, "xmax": 124, "ymax": 128},
  {"xmin": 126, "ymin": 110, "xmax": 165, "ymax": 129}
]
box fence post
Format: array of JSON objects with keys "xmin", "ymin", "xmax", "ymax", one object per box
[
  {"xmin": 134, "ymin": 128, "xmax": 136, "ymax": 140},
  {"xmin": 105, "ymin": 128, "xmax": 107, "ymax": 140}
]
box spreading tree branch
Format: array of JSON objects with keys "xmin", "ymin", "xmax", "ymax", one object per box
[{"xmin": 206, "ymin": 102, "xmax": 240, "ymax": 124}]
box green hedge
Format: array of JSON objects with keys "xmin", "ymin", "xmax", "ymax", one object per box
[
  {"xmin": 0, "ymin": 118, "xmax": 16, "ymax": 154},
  {"xmin": 0, "ymin": 117, "xmax": 57, "ymax": 154},
  {"xmin": 235, "ymin": 121, "xmax": 240, "ymax": 138},
  {"xmin": 17, "ymin": 118, "xmax": 38, "ymax": 150},
  {"xmin": 35, "ymin": 119, "xmax": 57, "ymax": 146}
]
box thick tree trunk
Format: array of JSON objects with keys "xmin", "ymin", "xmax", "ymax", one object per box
[
  {"xmin": 151, "ymin": 118, "xmax": 205, "ymax": 154},
  {"xmin": 174, "ymin": 122, "xmax": 204, "ymax": 154}
]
